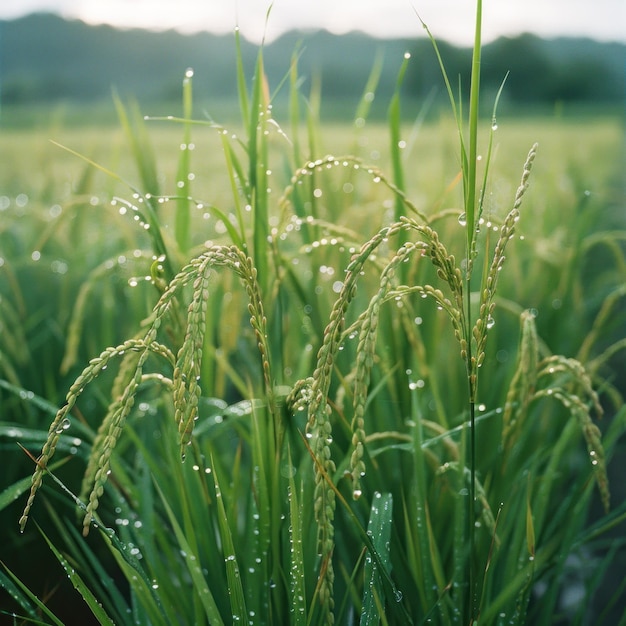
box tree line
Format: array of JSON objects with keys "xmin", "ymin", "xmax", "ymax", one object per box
[{"xmin": 2, "ymin": 13, "xmax": 623, "ymax": 115}]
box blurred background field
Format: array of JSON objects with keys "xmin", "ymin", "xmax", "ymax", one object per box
[{"xmin": 2, "ymin": 105, "xmax": 624, "ymax": 621}]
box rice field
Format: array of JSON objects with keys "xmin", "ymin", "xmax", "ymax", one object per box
[{"xmin": 0, "ymin": 37, "xmax": 625, "ymax": 626}]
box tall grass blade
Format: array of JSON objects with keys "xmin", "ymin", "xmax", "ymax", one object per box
[
  {"xmin": 37, "ymin": 524, "xmax": 115, "ymax": 625},
  {"xmin": 465, "ymin": 0, "xmax": 482, "ymax": 252},
  {"xmin": 105, "ymin": 542, "xmax": 169, "ymax": 626},
  {"xmin": 51, "ymin": 516, "xmax": 131, "ymax": 625},
  {"xmin": 46, "ymin": 140, "xmax": 172, "ymax": 276},
  {"xmin": 155, "ymin": 483, "xmax": 225, "ymax": 626},
  {"xmin": 234, "ymin": 16, "xmax": 249, "ymax": 125},
  {"xmin": 112, "ymin": 92, "xmax": 160, "ymax": 195},
  {"xmin": 0, "ymin": 567, "xmax": 43, "ymax": 623},
  {"xmin": 0, "ymin": 562, "xmax": 65, "ymax": 626},
  {"xmin": 354, "ymin": 49, "xmax": 384, "ymax": 127},
  {"xmin": 360, "ymin": 492, "xmax": 393, "ymax": 626},
  {"xmin": 174, "ymin": 68, "xmax": 194, "ymax": 255},
  {"xmin": 287, "ymin": 448, "xmax": 307, "ymax": 626},
  {"xmin": 219, "ymin": 133, "xmax": 249, "ymax": 249},
  {"xmin": 249, "ymin": 50, "xmax": 270, "ymax": 293},
  {"xmin": 388, "ymin": 51, "xmax": 410, "ymax": 223},
  {"xmin": 211, "ymin": 461, "xmax": 249, "ymax": 625}
]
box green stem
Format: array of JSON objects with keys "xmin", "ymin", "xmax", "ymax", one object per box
[
  {"xmin": 466, "ymin": 0, "xmax": 482, "ymax": 254},
  {"xmin": 467, "ymin": 1, "xmax": 482, "ymax": 621}
]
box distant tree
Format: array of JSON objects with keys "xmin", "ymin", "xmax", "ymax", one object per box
[
  {"xmin": 1, "ymin": 15, "xmax": 623, "ymax": 110},
  {"xmin": 482, "ymin": 34, "xmax": 556, "ymax": 103},
  {"xmin": 482, "ymin": 34, "xmax": 622, "ymax": 104},
  {"xmin": 549, "ymin": 57, "xmax": 620, "ymax": 102},
  {"xmin": 405, "ymin": 40, "xmax": 472, "ymax": 101}
]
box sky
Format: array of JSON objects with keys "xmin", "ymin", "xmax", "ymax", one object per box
[{"xmin": 1, "ymin": 0, "xmax": 625, "ymax": 45}]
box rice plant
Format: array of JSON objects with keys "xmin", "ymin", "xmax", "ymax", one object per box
[{"xmin": 4, "ymin": 1, "xmax": 626, "ymax": 624}]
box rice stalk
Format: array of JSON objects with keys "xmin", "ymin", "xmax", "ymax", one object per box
[
  {"xmin": 19, "ymin": 337, "xmax": 168, "ymax": 532},
  {"xmin": 305, "ymin": 221, "xmax": 406, "ymax": 623},
  {"xmin": 502, "ymin": 310, "xmax": 540, "ymax": 447},
  {"xmin": 78, "ymin": 344, "xmax": 169, "ymax": 504},
  {"xmin": 349, "ymin": 229, "xmax": 464, "ymax": 495},
  {"xmin": 533, "ymin": 387, "xmax": 609, "ymax": 512},
  {"xmin": 578, "ymin": 282, "xmax": 626, "ymax": 365},
  {"xmin": 173, "ymin": 254, "xmax": 213, "ymax": 458},
  {"xmin": 278, "ymin": 154, "xmax": 428, "ymax": 228},
  {"xmin": 60, "ymin": 250, "xmax": 157, "ymax": 374},
  {"xmin": 19, "ymin": 243, "xmax": 277, "ymax": 535},
  {"xmin": 472, "ymin": 143, "xmax": 538, "ymax": 397}
]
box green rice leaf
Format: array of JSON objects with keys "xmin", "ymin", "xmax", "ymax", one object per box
[
  {"xmin": 0, "ymin": 565, "xmax": 67, "ymax": 625},
  {"xmin": 174, "ymin": 68, "xmax": 193, "ymax": 254},
  {"xmin": 37, "ymin": 524, "xmax": 115, "ymax": 625},
  {"xmin": 155, "ymin": 482, "xmax": 225, "ymax": 626},
  {"xmin": 211, "ymin": 460, "xmax": 249, "ymax": 625},
  {"xmin": 287, "ymin": 447, "xmax": 307, "ymax": 625},
  {"xmin": 105, "ymin": 542, "xmax": 169, "ymax": 626},
  {"xmin": 360, "ymin": 492, "xmax": 393, "ymax": 626}
]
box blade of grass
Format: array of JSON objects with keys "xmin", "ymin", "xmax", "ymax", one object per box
[
  {"xmin": 0, "ymin": 564, "xmax": 65, "ymax": 625},
  {"xmin": 154, "ymin": 482, "xmax": 225, "ymax": 626},
  {"xmin": 388, "ymin": 51, "xmax": 411, "ymax": 226},
  {"xmin": 354, "ymin": 49, "xmax": 384, "ymax": 126},
  {"xmin": 217, "ymin": 135, "xmax": 249, "ymax": 245},
  {"xmin": 288, "ymin": 43, "xmax": 305, "ymax": 165},
  {"xmin": 174, "ymin": 68, "xmax": 194, "ymax": 255},
  {"xmin": 39, "ymin": 497, "xmax": 132, "ymax": 624},
  {"xmin": 249, "ymin": 50, "xmax": 270, "ymax": 294},
  {"xmin": 46, "ymin": 140, "xmax": 172, "ymax": 277},
  {"xmin": 28, "ymin": 459, "xmax": 171, "ymax": 625},
  {"xmin": 234, "ymin": 20, "xmax": 250, "ymax": 128},
  {"xmin": 466, "ymin": 4, "xmax": 483, "ymax": 622},
  {"xmin": 104, "ymin": 536, "xmax": 169, "ymax": 626},
  {"xmin": 210, "ymin": 459, "xmax": 249, "ymax": 625},
  {"xmin": 0, "ymin": 459, "xmax": 67, "ymax": 513},
  {"xmin": 112, "ymin": 92, "xmax": 160, "ymax": 195},
  {"xmin": 0, "ymin": 381, "xmax": 59, "ymax": 416},
  {"xmin": 287, "ymin": 446, "xmax": 307, "ymax": 626},
  {"xmin": 360, "ymin": 492, "xmax": 393, "ymax": 625},
  {"xmin": 408, "ymin": 391, "xmax": 440, "ymax": 618},
  {"xmin": 465, "ymin": 0, "xmax": 482, "ymax": 252},
  {"xmin": 37, "ymin": 523, "xmax": 116, "ymax": 626},
  {"xmin": 300, "ymin": 433, "xmax": 413, "ymax": 625}
]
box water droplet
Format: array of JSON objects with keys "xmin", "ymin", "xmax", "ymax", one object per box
[
  {"xmin": 486, "ymin": 315, "xmax": 495, "ymax": 329},
  {"xmin": 458, "ymin": 213, "xmax": 467, "ymax": 227},
  {"xmin": 55, "ymin": 417, "xmax": 71, "ymax": 433},
  {"xmin": 281, "ymin": 464, "xmax": 297, "ymax": 478},
  {"xmin": 409, "ymin": 379, "xmax": 425, "ymax": 390}
]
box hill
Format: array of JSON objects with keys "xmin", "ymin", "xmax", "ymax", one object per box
[{"xmin": 1, "ymin": 13, "xmax": 623, "ymax": 118}]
